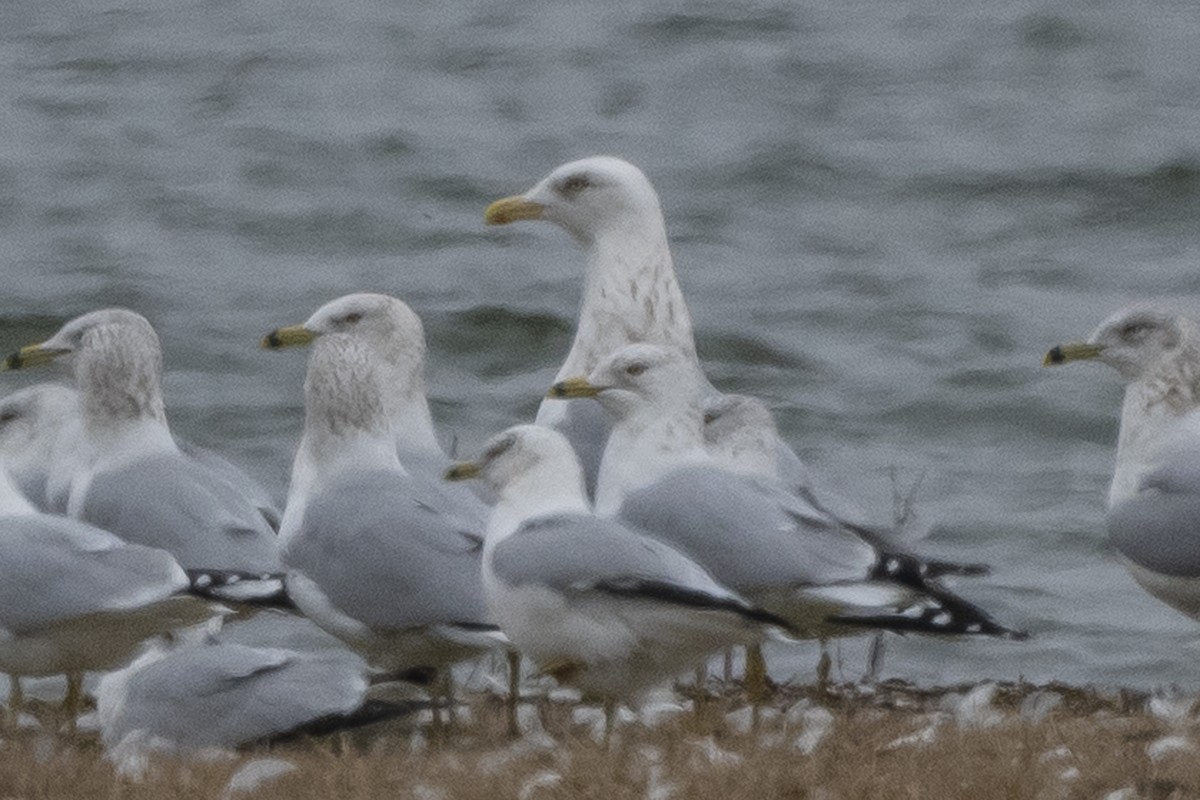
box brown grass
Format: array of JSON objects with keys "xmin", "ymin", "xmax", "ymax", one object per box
[{"xmin": 2, "ymin": 681, "xmax": 1199, "ymax": 800}]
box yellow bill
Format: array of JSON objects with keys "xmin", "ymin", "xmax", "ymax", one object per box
[
  {"xmin": 444, "ymin": 461, "xmax": 481, "ymax": 481},
  {"xmin": 547, "ymin": 376, "xmax": 600, "ymax": 399},
  {"xmin": 0, "ymin": 343, "xmax": 69, "ymax": 372},
  {"xmin": 261, "ymin": 325, "xmax": 315, "ymax": 350},
  {"xmin": 484, "ymin": 196, "xmax": 544, "ymax": 226},
  {"xmin": 1043, "ymin": 342, "xmax": 1104, "ymax": 367}
]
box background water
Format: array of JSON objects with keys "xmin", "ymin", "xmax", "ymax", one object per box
[{"xmin": 2, "ymin": 0, "xmax": 1200, "ymax": 690}]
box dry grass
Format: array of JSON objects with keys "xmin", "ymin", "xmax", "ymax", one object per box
[{"xmin": 3, "ymin": 681, "xmax": 1199, "ymax": 799}]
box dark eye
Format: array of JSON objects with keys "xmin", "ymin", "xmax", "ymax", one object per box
[
  {"xmin": 625, "ymin": 363, "xmax": 646, "ymax": 377},
  {"xmin": 342, "ymin": 312, "xmax": 363, "ymax": 325},
  {"xmin": 1120, "ymin": 322, "xmax": 1150, "ymax": 339},
  {"xmin": 559, "ymin": 174, "xmax": 591, "ymax": 194},
  {"xmin": 0, "ymin": 410, "xmax": 15, "ymax": 425}
]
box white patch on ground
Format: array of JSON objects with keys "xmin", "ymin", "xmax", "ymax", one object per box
[
  {"xmin": 688, "ymin": 736, "xmax": 743, "ymax": 768},
  {"xmin": 220, "ymin": 758, "xmax": 297, "ymax": 800},
  {"xmin": 792, "ymin": 707, "xmax": 835, "ymax": 755},
  {"xmin": 518, "ymin": 770, "xmax": 562, "ymax": 800},
  {"xmin": 1147, "ymin": 735, "xmax": 1196, "ymax": 762}
]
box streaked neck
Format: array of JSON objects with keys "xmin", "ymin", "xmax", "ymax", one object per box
[{"xmin": 560, "ymin": 221, "xmax": 696, "ymax": 378}]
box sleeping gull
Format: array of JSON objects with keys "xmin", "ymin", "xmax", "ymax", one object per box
[
  {"xmin": 0, "ymin": 310, "xmax": 283, "ymax": 603},
  {"xmin": 264, "ymin": 296, "xmax": 503, "ymax": 715},
  {"xmin": 445, "ymin": 424, "xmax": 789, "ymax": 734},
  {"xmin": 0, "ymin": 383, "xmax": 280, "ymax": 527},
  {"xmin": 484, "ymin": 155, "xmax": 875, "ymax": 532},
  {"xmin": 1045, "ymin": 304, "xmax": 1200, "ymax": 618},
  {"xmin": 0, "ymin": 458, "xmax": 219, "ymax": 726},
  {"xmin": 549, "ymin": 343, "xmax": 1024, "ymax": 644},
  {"xmin": 97, "ymin": 639, "xmax": 373, "ymax": 777}
]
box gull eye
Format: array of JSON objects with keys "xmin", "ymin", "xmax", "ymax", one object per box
[
  {"xmin": 1119, "ymin": 321, "xmax": 1151, "ymax": 339},
  {"xmin": 0, "ymin": 410, "xmax": 16, "ymax": 425},
  {"xmin": 559, "ymin": 174, "xmax": 591, "ymax": 194},
  {"xmin": 625, "ymin": 362, "xmax": 646, "ymax": 377},
  {"xmin": 342, "ymin": 312, "xmax": 363, "ymax": 325}
]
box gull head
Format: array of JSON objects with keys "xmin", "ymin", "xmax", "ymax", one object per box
[
  {"xmin": 263, "ymin": 292, "xmax": 425, "ymax": 369},
  {"xmin": 1044, "ymin": 305, "xmax": 1190, "ymax": 381},
  {"xmin": 3, "ymin": 308, "xmax": 159, "ymax": 374},
  {"xmin": 702, "ymin": 394, "xmax": 779, "ymax": 477},
  {"xmin": 445, "ymin": 424, "xmax": 583, "ymax": 498},
  {"xmin": 484, "ymin": 156, "xmax": 663, "ymax": 245},
  {"xmin": 549, "ymin": 343, "xmax": 703, "ymax": 420},
  {"xmin": 0, "ymin": 383, "xmax": 78, "ymax": 465}
]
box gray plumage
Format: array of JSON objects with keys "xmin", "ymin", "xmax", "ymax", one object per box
[
  {"xmin": 98, "ymin": 642, "xmax": 368, "ymax": 759},
  {"xmin": 1108, "ymin": 449, "xmax": 1200, "ymax": 578},
  {"xmin": 283, "ymin": 469, "xmax": 488, "ymax": 632},
  {"xmin": 493, "ymin": 512, "xmax": 738, "ymax": 602},
  {"xmin": 0, "ymin": 515, "xmax": 186, "ymax": 635},
  {"xmin": 81, "ymin": 451, "xmax": 281, "ymax": 573},
  {"xmin": 619, "ymin": 464, "xmax": 878, "ymax": 592}
]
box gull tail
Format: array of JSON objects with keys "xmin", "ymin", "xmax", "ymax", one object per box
[
  {"xmin": 185, "ymin": 569, "xmax": 294, "ymax": 609},
  {"xmin": 827, "ymin": 584, "xmax": 1027, "ymax": 640}
]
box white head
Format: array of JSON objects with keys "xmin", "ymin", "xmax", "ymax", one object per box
[
  {"xmin": 549, "ymin": 343, "xmax": 705, "ymax": 421},
  {"xmin": 0, "ymin": 383, "xmax": 79, "ymax": 496},
  {"xmin": 1045, "ymin": 305, "xmax": 1196, "ymax": 382},
  {"xmin": 446, "ymin": 424, "xmax": 585, "ymax": 501},
  {"xmin": 702, "ymin": 394, "xmax": 780, "ymax": 478},
  {"xmin": 484, "ymin": 156, "xmax": 664, "ymax": 245},
  {"xmin": 2, "ymin": 309, "xmax": 166, "ymax": 425}
]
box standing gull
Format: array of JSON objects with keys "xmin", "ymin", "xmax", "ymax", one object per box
[
  {"xmin": 264, "ymin": 295, "xmax": 503, "ymax": 700},
  {"xmin": 0, "ymin": 310, "xmax": 283, "ymax": 601},
  {"xmin": 0, "ymin": 458, "xmax": 218, "ymax": 724},
  {"xmin": 550, "ymin": 343, "xmax": 1023, "ymax": 642},
  {"xmin": 445, "ymin": 424, "xmax": 788, "ymax": 732},
  {"xmin": 1045, "ymin": 305, "xmax": 1200, "ymax": 618},
  {"xmin": 484, "ymin": 155, "xmax": 873, "ymax": 531}
]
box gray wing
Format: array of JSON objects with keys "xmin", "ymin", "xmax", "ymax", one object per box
[
  {"xmin": 98, "ymin": 643, "xmax": 368, "ymax": 751},
  {"xmin": 215, "ymin": 608, "xmax": 366, "ymax": 667},
  {"xmin": 0, "ymin": 516, "xmax": 186, "ymax": 633},
  {"xmin": 1108, "ymin": 450, "xmax": 1200, "ymax": 577},
  {"xmin": 537, "ymin": 397, "xmax": 611, "ymax": 498},
  {"xmin": 177, "ymin": 439, "xmax": 282, "ymax": 531},
  {"xmin": 80, "ymin": 452, "xmax": 282, "ymax": 573},
  {"xmin": 618, "ymin": 464, "xmax": 878, "ymax": 593},
  {"xmin": 282, "ymin": 469, "xmax": 490, "ymax": 630},
  {"xmin": 492, "ymin": 513, "xmax": 728, "ymax": 596}
]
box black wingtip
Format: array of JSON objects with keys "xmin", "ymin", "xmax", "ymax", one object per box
[{"xmin": 185, "ymin": 569, "xmax": 295, "ymax": 609}]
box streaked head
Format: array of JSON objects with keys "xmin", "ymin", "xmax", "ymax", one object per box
[
  {"xmin": 263, "ymin": 293, "xmax": 425, "ymax": 367},
  {"xmin": 2, "ymin": 308, "xmax": 159, "ymax": 373},
  {"xmin": 1044, "ymin": 305, "xmax": 1189, "ymax": 381},
  {"xmin": 484, "ymin": 156, "xmax": 662, "ymax": 245}
]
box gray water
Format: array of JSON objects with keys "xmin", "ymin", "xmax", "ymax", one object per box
[{"xmin": 2, "ymin": 0, "xmax": 1200, "ymax": 690}]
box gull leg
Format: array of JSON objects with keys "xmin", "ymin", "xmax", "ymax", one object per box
[
  {"xmin": 603, "ymin": 697, "xmax": 616, "ymax": 747},
  {"xmin": 506, "ymin": 650, "xmax": 521, "ymax": 738},
  {"xmin": 745, "ymin": 644, "xmax": 768, "ymax": 731},
  {"xmin": 816, "ymin": 639, "xmax": 832, "ymax": 696},
  {"xmin": 7, "ymin": 675, "xmax": 22, "ymax": 730},
  {"xmin": 864, "ymin": 633, "xmax": 885, "ymax": 685},
  {"xmin": 428, "ymin": 669, "xmax": 444, "ymax": 741},
  {"xmin": 64, "ymin": 672, "xmax": 83, "ymax": 737}
]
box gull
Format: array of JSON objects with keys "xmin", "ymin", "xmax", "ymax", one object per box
[
  {"xmin": 549, "ymin": 343, "xmax": 1024, "ymax": 647},
  {"xmin": 1045, "ymin": 304, "xmax": 1200, "ymax": 619},
  {"xmin": 484, "ymin": 156, "xmax": 877, "ymax": 533},
  {"xmin": 0, "ymin": 310, "xmax": 283, "ymax": 603},
  {"xmin": 0, "ymin": 457, "xmax": 218, "ymax": 727},
  {"xmin": 0, "ymin": 383, "xmax": 280, "ymax": 527},
  {"xmin": 264, "ymin": 295, "xmax": 503, "ymax": 720},
  {"xmin": 445, "ymin": 424, "xmax": 789, "ymax": 734},
  {"xmin": 97, "ymin": 638, "xmax": 373, "ymax": 777}
]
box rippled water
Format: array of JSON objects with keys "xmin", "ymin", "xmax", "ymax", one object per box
[{"xmin": 3, "ymin": 0, "xmax": 1200, "ymax": 689}]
